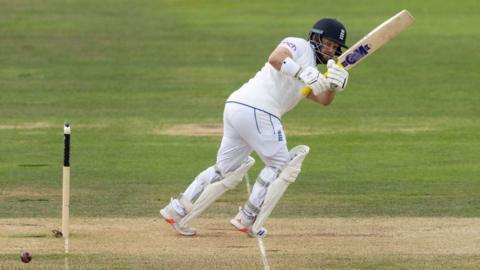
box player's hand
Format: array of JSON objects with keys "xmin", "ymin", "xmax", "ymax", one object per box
[
  {"xmin": 298, "ymin": 66, "xmax": 330, "ymax": 96},
  {"xmin": 327, "ymin": 59, "xmax": 349, "ymax": 91}
]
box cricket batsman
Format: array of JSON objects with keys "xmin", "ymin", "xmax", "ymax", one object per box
[{"xmin": 160, "ymin": 18, "xmax": 349, "ymax": 238}]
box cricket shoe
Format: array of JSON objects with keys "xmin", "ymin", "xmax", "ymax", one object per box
[
  {"xmin": 160, "ymin": 199, "xmax": 196, "ymax": 236},
  {"xmin": 230, "ymin": 207, "xmax": 267, "ymax": 238}
]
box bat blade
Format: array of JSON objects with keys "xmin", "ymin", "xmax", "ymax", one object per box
[
  {"xmin": 339, "ymin": 9, "xmax": 414, "ymax": 70},
  {"xmin": 302, "ymin": 9, "xmax": 414, "ymax": 96}
]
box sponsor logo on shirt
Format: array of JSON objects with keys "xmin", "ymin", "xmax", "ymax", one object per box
[{"xmin": 281, "ymin": 41, "xmax": 297, "ymax": 51}]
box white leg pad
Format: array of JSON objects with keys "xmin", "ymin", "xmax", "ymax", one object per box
[
  {"xmin": 251, "ymin": 145, "xmax": 309, "ymax": 235},
  {"xmin": 179, "ymin": 156, "xmax": 255, "ymax": 228}
]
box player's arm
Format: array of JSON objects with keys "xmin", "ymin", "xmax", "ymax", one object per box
[
  {"xmin": 269, "ymin": 44, "xmax": 332, "ymax": 103},
  {"xmin": 307, "ymin": 89, "xmax": 336, "ymax": 105},
  {"xmin": 268, "ymin": 47, "xmax": 296, "ymax": 72},
  {"xmin": 269, "ymin": 39, "xmax": 343, "ymax": 106}
]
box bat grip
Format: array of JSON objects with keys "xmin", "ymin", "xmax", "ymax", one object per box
[{"xmin": 301, "ymin": 87, "xmax": 312, "ymax": 96}]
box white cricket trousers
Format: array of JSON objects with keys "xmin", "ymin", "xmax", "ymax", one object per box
[
  {"xmin": 181, "ymin": 102, "xmax": 290, "ymax": 213},
  {"xmin": 219, "ymin": 102, "xmax": 289, "ymax": 173}
]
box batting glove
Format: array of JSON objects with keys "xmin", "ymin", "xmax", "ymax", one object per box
[
  {"xmin": 327, "ymin": 59, "xmax": 349, "ymax": 91},
  {"xmin": 298, "ymin": 66, "xmax": 330, "ymax": 96}
]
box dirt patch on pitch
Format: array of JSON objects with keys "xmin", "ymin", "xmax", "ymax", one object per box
[
  {"xmin": 0, "ymin": 122, "xmax": 55, "ymax": 130},
  {"xmin": 1, "ymin": 217, "xmax": 479, "ymax": 257},
  {"xmin": 0, "ymin": 123, "xmax": 107, "ymax": 130},
  {"xmin": 153, "ymin": 123, "xmax": 224, "ymax": 136},
  {"xmin": 153, "ymin": 123, "xmax": 320, "ymax": 137},
  {"xmin": 154, "ymin": 123, "xmax": 438, "ymax": 137},
  {"xmin": 0, "ymin": 187, "xmax": 59, "ymax": 197},
  {"xmin": 1, "ymin": 217, "xmax": 479, "ymax": 269}
]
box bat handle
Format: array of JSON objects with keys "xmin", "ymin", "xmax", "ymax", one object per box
[{"xmin": 301, "ymin": 87, "xmax": 312, "ymax": 96}]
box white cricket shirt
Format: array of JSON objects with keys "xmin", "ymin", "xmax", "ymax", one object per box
[{"xmin": 227, "ymin": 37, "xmax": 317, "ymax": 118}]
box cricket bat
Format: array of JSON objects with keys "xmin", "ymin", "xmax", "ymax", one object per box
[{"xmin": 302, "ymin": 9, "xmax": 414, "ymax": 96}]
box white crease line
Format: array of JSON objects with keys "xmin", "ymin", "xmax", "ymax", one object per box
[{"xmin": 245, "ymin": 174, "xmax": 271, "ymax": 270}]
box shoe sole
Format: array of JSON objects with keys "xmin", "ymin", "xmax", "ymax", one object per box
[
  {"xmin": 230, "ymin": 218, "xmax": 268, "ymax": 238},
  {"xmin": 160, "ymin": 209, "xmax": 196, "ymax": 236},
  {"xmin": 230, "ymin": 218, "xmax": 249, "ymax": 232},
  {"xmin": 160, "ymin": 209, "xmax": 175, "ymax": 224}
]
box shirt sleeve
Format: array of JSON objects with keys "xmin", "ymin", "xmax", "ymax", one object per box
[{"xmin": 277, "ymin": 37, "xmax": 307, "ymax": 61}]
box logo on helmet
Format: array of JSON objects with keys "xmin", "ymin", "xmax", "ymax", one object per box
[{"xmin": 339, "ymin": 29, "xmax": 346, "ymax": 41}]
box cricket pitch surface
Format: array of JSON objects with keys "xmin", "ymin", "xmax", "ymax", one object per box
[{"xmin": 1, "ymin": 217, "xmax": 479, "ymax": 269}]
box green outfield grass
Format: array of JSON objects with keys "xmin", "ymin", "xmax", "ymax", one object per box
[{"xmin": 1, "ymin": 0, "xmax": 479, "ymax": 269}]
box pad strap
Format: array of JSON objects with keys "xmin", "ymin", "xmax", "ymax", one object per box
[
  {"xmin": 178, "ymin": 194, "xmax": 193, "ymax": 213},
  {"xmin": 256, "ymin": 176, "xmax": 270, "ymax": 188},
  {"xmin": 179, "ymin": 157, "xmax": 255, "ymax": 228},
  {"xmin": 251, "ymin": 145, "xmax": 310, "ymax": 235},
  {"xmin": 245, "ymin": 200, "xmax": 261, "ymax": 215}
]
